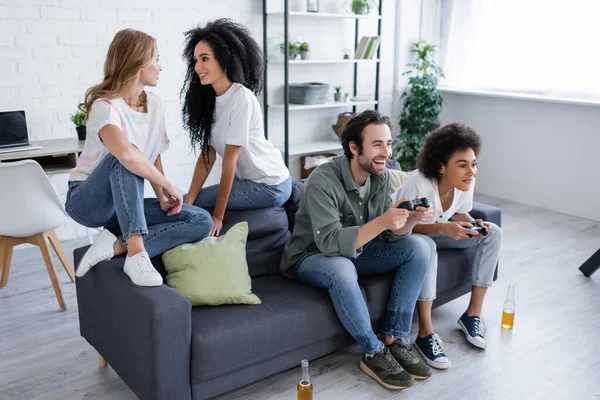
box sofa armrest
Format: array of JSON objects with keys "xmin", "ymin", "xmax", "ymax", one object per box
[
  {"xmin": 74, "ymin": 247, "xmax": 192, "ymax": 400},
  {"xmin": 471, "ymin": 201, "xmax": 502, "ymax": 227}
]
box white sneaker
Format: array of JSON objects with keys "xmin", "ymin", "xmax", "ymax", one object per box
[
  {"xmin": 123, "ymin": 252, "xmax": 163, "ymax": 287},
  {"xmin": 76, "ymin": 229, "xmax": 117, "ymax": 277}
]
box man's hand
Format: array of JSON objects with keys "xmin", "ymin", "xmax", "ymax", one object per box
[
  {"xmin": 208, "ymin": 215, "xmax": 223, "ymax": 237},
  {"xmin": 161, "ymin": 184, "xmax": 183, "ymax": 216},
  {"xmin": 380, "ymin": 197, "xmax": 410, "ymax": 231},
  {"xmin": 443, "ymin": 221, "xmax": 476, "ymax": 240},
  {"xmin": 409, "ymin": 196, "xmax": 433, "ymax": 223}
]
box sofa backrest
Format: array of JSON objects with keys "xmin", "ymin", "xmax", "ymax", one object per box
[{"xmin": 219, "ymin": 207, "xmax": 291, "ymax": 278}]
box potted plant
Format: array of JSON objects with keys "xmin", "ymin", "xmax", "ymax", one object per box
[
  {"xmin": 344, "ymin": 92, "xmax": 349, "ymax": 102},
  {"xmin": 393, "ymin": 40, "xmax": 444, "ymax": 171},
  {"xmin": 299, "ymin": 42, "xmax": 310, "ymax": 60},
  {"xmin": 333, "ymin": 86, "xmax": 342, "ymax": 102},
  {"xmin": 346, "ymin": 0, "xmax": 376, "ymax": 15},
  {"xmin": 278, "ymin": 40, "xmax": 301, "ymax": 60},
  {"xmin": 70, "ymin": 109, "xmax": 87, "ymax": 141}
]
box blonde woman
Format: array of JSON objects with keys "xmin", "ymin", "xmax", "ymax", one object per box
[{"xmin": 65, "ymin": 29, "xmax": 212, "ymax": 287}]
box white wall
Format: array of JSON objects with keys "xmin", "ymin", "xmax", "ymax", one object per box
[
  {"xmin": 440, "ymin": 93, "xmax": 600, "ymax": 222},
  {"xmin": 0, "ymin": 0, "xmax": 400, "ymax": 241}
]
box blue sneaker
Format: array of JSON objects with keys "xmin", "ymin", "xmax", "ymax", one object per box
[
  {"xmin": 458, "ymin": 312, "xmax": 487, "ymax": 349},
  {"xmin": 415, "ymin": 333, "xmax": 451, "ymax": 369}
]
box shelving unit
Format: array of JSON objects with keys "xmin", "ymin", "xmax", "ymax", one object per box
[
  {"xmin": 262, "ymin": 1, "xmax": 383, "ymax": 166},
  {"xmin": 269, "ymin": 59, "xmax": 379, "ymax": 65},
  {"xmin": 268, "ymin": 100, "xmax": 379, "ymax": 110}
]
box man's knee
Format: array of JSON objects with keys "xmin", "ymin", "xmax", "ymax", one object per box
[
  {"xmin": 404, "ymin": 235, "xmax": 433, "ymax": 264},
  {"xmin": 328, "ymin": 258, "xmax": 359, "ymax": 287}
]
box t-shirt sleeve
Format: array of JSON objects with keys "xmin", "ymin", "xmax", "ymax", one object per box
[
  {"xmin": 87, "ymin": 99, "xmax": 122, "ymax": 139},
  {"xmin": 225, "ymin": 95, "xmax": 251, "ymax": 147}
]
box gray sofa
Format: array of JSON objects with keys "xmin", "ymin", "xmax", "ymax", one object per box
[{"xmin": 74, "ymin": 177, "xmax": 501, "ymax": 400}]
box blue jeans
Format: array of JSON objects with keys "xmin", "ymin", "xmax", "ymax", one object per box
[
  {"xmin": 296, "ymin": 235, "xmax": 430, "ymax": 355},
  {"xmin": 417, "ymin": 223, "xmax": 503, "ymax": 301},
  {"xmin": 65, "ymin": 154, "xmax": 212, "ymax": 258},
  {"xmin": 190, "ymin": 177, "xmax": 292, "ymax": 210}
]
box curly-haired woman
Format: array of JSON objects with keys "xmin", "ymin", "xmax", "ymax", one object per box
[
  {"xmin": 65, "ymin": 29, "xmax": 212, "ymax": 287},
  {"xmin": 181, "ymin": 19, "xmax": 291, "ymax": 236},
  {"xmin": 392, "ymin": 123, "xmax": 502, "ymax": 368}
]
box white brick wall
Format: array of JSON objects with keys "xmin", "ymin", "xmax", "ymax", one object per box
[{"xmin": 1, "ymin": 0, "xmax": 403, "ymax": 242}]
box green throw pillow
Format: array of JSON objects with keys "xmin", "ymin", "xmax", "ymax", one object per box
[{"xmin": 162, "ymin": 221, "xmax": 261, "ymax": 306}]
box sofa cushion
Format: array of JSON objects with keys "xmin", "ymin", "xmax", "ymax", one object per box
[
  {"xmin": 162, "ymin": 222, "xmax": 261, "ymax": 306},
  {"xmin": 189, "ymin": 275, "xmax": 347, "ymax": 383},
  {"xmin": 220, "ymin": 207, "xmax": 291, "ymax": 277}
]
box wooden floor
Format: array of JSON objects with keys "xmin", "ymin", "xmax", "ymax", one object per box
[{"xmin": 1, "ymin": 195, "xmax": 599, "ymax": 400}]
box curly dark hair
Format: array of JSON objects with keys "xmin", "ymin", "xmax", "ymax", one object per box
[
  {"xmin": 416, "ymin": 122, "xmax": 482, "ymax": 180},
  {"xmin": 181, "ymin": 19, "xmax": 264, "ymax": 158},
  {"xmin": 341, "ymin": 110, "xmax": 392, "ymax": 159}
]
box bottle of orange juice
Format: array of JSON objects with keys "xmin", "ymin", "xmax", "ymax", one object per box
[
  {"xmin": 297, "ymin": 359, "xmax": 313, "ymax": 400},
  {"xmin": 501, "ymin": 284, "xmax": 516, "ymax": 329}
]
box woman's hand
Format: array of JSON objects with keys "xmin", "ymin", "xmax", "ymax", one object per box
[
  {"xmin": 474, "ymin": 219, "xmax": 492, "ymax": 234},
  {"xmin": 443, "ymin": 221, "xmax": 476, "ymax": 240},
  {"xmin": 379, "ymin": 198, "xmax": 410, "ymax": 231},
  {"xmin": 161, "ymin": 184, "xmax": 183, "ymax": 216},
  {"xmin": 209, "ymin": 215, "xmax": 223, "ymax": 237}
]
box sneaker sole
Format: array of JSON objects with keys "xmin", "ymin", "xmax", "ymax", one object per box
[
  {"xmin": 457, "ymin": 319, "xmax": 487, "ymax": 349},
  {"xmin": 414, "ymin": 344, "xmax": 451, "ymax": 369},
  {"xmin": 359, "ymin": 361, "xmax": 414, "ymax": 390},
  {"xmin": 408, "ymin": 372, "xmax": 432, "ymax": 380}
]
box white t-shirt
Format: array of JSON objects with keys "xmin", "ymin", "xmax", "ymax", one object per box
[
  {"xmin": 391, "ymin": 170, "xmax": 474, "ymax": 223},
  {"xmin": 69, "ymin": 92, "xmax": 169, "ymax": 181},
  {"xmin": 211, "ymin": 83, "xmax": 289, "ymax": 185}
]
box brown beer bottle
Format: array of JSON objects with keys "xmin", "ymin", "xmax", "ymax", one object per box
[{"xmin": 297, "ymin": 359, "xmax": 313, "ymax": 400}]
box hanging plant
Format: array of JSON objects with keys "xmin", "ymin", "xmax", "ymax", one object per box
[{"xmin": 393, "ymin": 40, "xmax": 444, "ymax": 171}]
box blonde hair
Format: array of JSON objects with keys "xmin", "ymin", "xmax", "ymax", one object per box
[{"xmin": 80, "ymin": 29, "xmax": 156, "ymax": 115}]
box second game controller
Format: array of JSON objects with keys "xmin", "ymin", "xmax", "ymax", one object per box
[{"xmin": 468, "ymin": 221, "xmax": 488, "ymax": 236}]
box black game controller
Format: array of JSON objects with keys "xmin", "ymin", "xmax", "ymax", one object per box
[
  {"xmin": 397, "ymin": 197, "xmax": 431, "ymax": 211},
  {"xmin": 468, "ymin": 221, "xmax": 488, "ymax": 236}
]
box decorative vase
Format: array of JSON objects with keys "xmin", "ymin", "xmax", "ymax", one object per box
[{"xmin": 76, "ymin": 126, "xmax": 86, "ymax": 141}]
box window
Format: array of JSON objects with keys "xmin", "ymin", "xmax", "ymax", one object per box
[{"xmin": 440, "ymin": 0, "xmax": 600, "ymax": 99}]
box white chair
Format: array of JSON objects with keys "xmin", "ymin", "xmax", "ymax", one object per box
[{"xmin": 0, "ymin": 160, "xmax": 75, "ymax": 311}]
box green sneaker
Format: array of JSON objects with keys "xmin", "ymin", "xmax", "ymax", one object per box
[
  {"xmin": 359, "ymin": 347, "xmax": 414, "ymax": 389},
  {"xmin": 387, "ymin": 339, "xmax": 432, "ymax": 380}
]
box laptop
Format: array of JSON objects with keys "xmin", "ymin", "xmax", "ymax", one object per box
[{"xmin": 0, "ymin": 110, "xmax": 42, "ymax": 154}]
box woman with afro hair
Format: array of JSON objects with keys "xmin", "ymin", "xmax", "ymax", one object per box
[
  {"xmin": 181, "ymin": 19, "xmax": 291, "ymax": 237},
  {"xmin": 392, "ymin": 123, "xmax": 502, "ymax": 368}
]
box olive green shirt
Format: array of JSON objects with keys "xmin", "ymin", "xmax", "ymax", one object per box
[{"xmin": 280, "ymin": 155, "xmax": 405, "ymax": 278}]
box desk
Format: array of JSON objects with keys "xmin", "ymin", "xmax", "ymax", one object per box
[{"xmin": 0, "ymin": 139, "xmax": 85, "ymax": 174}]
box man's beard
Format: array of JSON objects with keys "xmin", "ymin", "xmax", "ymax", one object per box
[{"xmin": 357, "ymin": 154, "xmax": 384, "ymax": 176}]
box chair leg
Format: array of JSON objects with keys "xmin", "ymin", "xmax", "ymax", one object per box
[
  {"xmin": 0, "ymin": 236, "xmax": 14, "ymax": 288},
  {"xmin": 46, "ymin": 230, "xmax": 75, "ymax": 282},
  {"xmin": 33, "ymin": 233, "xmax": 67, "ymax": 311},
  {"xmin": 97, "ymin": 352, "xmax": 107, "ymax": 368}
]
